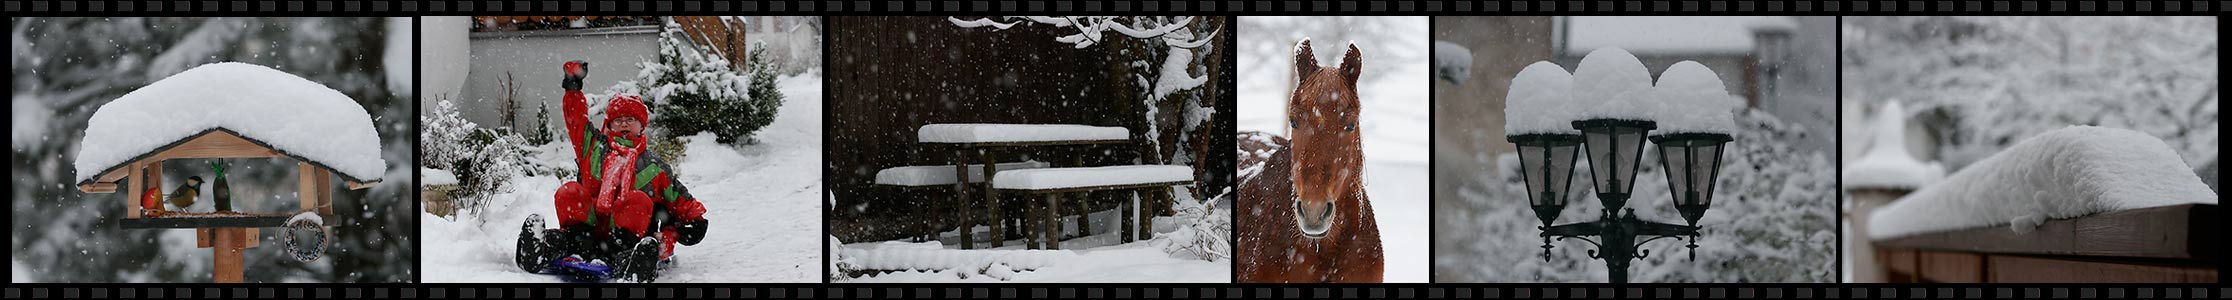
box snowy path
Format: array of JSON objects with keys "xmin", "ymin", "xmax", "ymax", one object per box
[
  {"xmin": 423, "ymin": 72, "xmax": 824, "ymax": 283},
  {"xmin": 841, "ymin": 206, "xmax": 1231, "ymax": 283}
]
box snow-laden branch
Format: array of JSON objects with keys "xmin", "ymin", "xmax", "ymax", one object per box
[{"xmin": 949, "ymin": 16, "xmax": 1218, "ymax": 49}]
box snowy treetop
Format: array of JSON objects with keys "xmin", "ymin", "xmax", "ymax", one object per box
[
  {"xmin": 1503, "ymin": 61, "xmax": 1576, "ymax": 135},
  {"xmin": 1841, "ymin": 100, "xmax": 1943, "ymax": 190},
  {"xmin": 1868, "ymin": 126, "xmax": 2216, "ymax": 240},
  {"xmin": 75, "ymin": 62, "xmax": 385, "ymax": 183}
]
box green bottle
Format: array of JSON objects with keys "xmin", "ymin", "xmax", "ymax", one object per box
[{"xmin": 210, "ymin": 161, "xmax": 232, "ymax": 212}]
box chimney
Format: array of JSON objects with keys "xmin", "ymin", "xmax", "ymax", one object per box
[{"xmin": 1745, "ymin": 18, "xmax": 1796, "ymax": 109}]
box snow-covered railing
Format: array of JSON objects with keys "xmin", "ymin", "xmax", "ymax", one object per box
[{"xmin": 1867, "ymin": 126, "xmax": 2216, "ymax": 240}]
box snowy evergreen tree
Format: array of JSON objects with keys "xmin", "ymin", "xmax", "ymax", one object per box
[{"xmin": 623, "ymin": 19, "xmax": 777, "ymax": 145}]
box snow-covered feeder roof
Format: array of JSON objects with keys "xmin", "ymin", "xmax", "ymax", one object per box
[
  {"xmin": 75, "ymin": 62, "xmax": 385, "ymax": 185},
  {"xmin": 1570, "ymin": 47, "xmax": 1658, "ymax": 123},
  {"xmin": 1841, "ymin": 101, "xmax": 1943, "ymax": 190},
  {"xmin": 1649, "ymin": 61, "xmax": 1739, "ymax": 135},
  {"xmin": 1867, "ymin": 126, "xmax": 2216, "ymax": 240},
  {"xmin": 1503, "ymin": 61, "xmax": 1577, "ymax": 136},
  {"xmin": 1566, "ymin": 16, "xmax": 1796, "ymax": 55}
]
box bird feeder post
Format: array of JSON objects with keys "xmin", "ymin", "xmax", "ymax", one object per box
[
  {"xmin": 299, "ymin": 162, "xmax": 319, "ymax": 217},
  {"xmin": 126, "ymin": 162, "xmax": 144, "ymax": 219}
]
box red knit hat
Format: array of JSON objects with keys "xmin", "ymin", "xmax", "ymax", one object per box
[{"xmin": 605, "ymin": 94, "xmax": 649, "ymax": 128}]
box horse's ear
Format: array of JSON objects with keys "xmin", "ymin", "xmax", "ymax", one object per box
[
  {"xmin": 1293, "ymin": 38, "xmax": 1319, "ymax": 82},
  {"xmin": 1340, "ymin": 43, "xmax": 1364, "ymax": 84}
]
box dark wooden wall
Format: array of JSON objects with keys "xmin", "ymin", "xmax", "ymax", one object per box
[{"xmin": 825, "ymin": 17, "xmax": 1234, "ymax": 242}]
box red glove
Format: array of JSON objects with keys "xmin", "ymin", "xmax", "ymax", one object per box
[{"xmin": 561, "ymin": 60, "xmax": 589, "ymax": 91}]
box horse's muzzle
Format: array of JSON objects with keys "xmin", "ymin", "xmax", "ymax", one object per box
[{"xmin": 1293, "ymin": 198, "xmax": 1335, "ymax": 239}]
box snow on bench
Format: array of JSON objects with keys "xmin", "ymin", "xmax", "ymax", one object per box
[
  {"xmin": 918, "ymin": 123, "xmax": 1130, "ymax": 144},
  {"xmin": 992, "ymin": 165, "xmax": 1194, "ymax": 190},
  {"xmin": 842, "ymin": 242, "xmax": 1079, "ymax": 271},
  {"xmin": 1867, "ymin": 126, "xmax": 2216, "ymax": 240},
  {"xmin": 874, "ymin": 161, "xmax": 1051, "ymax": 186},
  {"xmin": 75, "ymin": 62, "xmax": 385, "ymax": 183}
]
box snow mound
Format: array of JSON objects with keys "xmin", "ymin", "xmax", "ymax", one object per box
[
  {"xmin": 875, "ymin": 161, "xmax": 1051, "ymax": 186},
  {"xmin": 75, "ymin": 62, "xmax": 384, "ymax": 183},
  {"xmin": 1868, "ymin": 126, "xmax": 2216, "ymax": 239},
  {"xmin": 1504, "ymin": 61, "xmax": 1576, "ymax": 135},
  {"xmin": 1651, "ymin": 61, "xmax": 1739, "ymax": 134},
  {"xmin": 1433, "ymin": 41, "xmax": 1474, "ymax": 84},
  {"xmin": 842, "ymin": 243, "xmax": 1080, "ymax": 271},
  {"xmin": 1841, "ymin": 101, "xmax": 1943, "ymax": 190},
  {"xmin": 1570, "ymin": 47, "xmax": 1658, "ymax": 122},
  {"xmin": 421, "ymin": 168, "xmax": 459, "ymax": 186},
  {"xmin": 992, "ymin": 165, "xmax": 1194, "ymax": 190},
  {"xmin": 918, "ymin": 123, "xmax": 1130, "ymax": 143}
]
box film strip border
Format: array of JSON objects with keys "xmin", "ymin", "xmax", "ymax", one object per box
[
  {"xmin": 4, "ymin": 285, "xmax": 2229, "ymax": 298},
  {"xmin": 2, "ymin": 0, "xmax": 2226, "ymax": 13}
]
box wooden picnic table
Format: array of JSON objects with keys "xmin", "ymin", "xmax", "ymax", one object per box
[{"xmin": 917, "ymin": 123, "xmax": 1132, "ymax": 249}]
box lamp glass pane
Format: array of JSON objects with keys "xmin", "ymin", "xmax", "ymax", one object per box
[
  {"xmin": 1661, "ymin": 142, "xmax": 1693, "ymax": 205},
  {"xmin": 1611, "ymin": 129, "xmax": 1648, "ymax": 193},
  {"xmin": 1519, "ymin": 144, "xmax": 1548, "ymax": 205},
  {"xmin": 1549, "ymin": 143, "xmax": 1578, "ymax": 206},
  {"xmin": 1692, "ymin": 143, "xmax": 1723, "ymax": 205}
]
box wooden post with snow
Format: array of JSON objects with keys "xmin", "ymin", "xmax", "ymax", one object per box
[{"xmin": 71, "ymin": 63, "xmax": 385, "ymax": 283}]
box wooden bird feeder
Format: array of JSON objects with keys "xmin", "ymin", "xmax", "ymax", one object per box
[{"xmin": 70, "ymin": 62, "xmax": 385, "ymax": 283}]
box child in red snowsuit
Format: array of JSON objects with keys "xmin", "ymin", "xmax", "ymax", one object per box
[{"xmin": 519, "ymin": 61, "xmax": 709, "ymax": 281}]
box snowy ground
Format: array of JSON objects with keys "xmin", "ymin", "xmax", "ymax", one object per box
[
  {"xmin": 421, "ymin": 71, "xmax": 824, "ymax": 283},
  {"xmin": 837, "ymin": 198, "xmax": 1231, "ymax": 283},
  {"xmin": 1236, "ymin": 16, "xmax": 1431, "ymax": 283}
]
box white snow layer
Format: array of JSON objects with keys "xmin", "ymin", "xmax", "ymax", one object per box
[
  {"xmin": 1151, "ymin": 48, "xmax": 1208, "ymax": 101},
  {"xmin": 991, "ymin": 165, "xmax": 1194, "ymax": 190},
  {"xmin": 1841, "ymin": 101, "xmax": 1944, "ymax": 190},
  {"xmin": 383, "ymin": 17, "xmax": 413, "ymax": 97},
  {"xmin": 874, "ymin": 161, "xmax": 1051, "ymax": 186},
  {"xmin": 1503, "ymin": 61, "xmax": 1577, "ymax": 135},
  {"xmin": 1867, "ymin": 126, "xmax": 2216, "ymax": 240},
  {"xmin": 842, "ymin": 242, "xmax": 1080, "ymax": 271},
  {"xmin": 420, "ymin": 168, "xmax": 460, "ymax": 186},
  {"xmin": 1650, "ymin": 61, "xmax": 1740, "ymax": 134},
  {"xmin": 1433, "ymin": 41, "xmax": 1474, "ymax": 84},
  {"xmin": 1569, "ymin": 47, "xmax": 1659, "ymax": 122},
  {"xmin": 917, "ymin": 123, "xmax": 1131, "ymax": 144},
  {"xmin": 75, "ymin": 62, "xmax": 385, "ymax": 183},
  {"xmin": 287, "ymin": 211, "xmax": 324, "ymax": 226}
]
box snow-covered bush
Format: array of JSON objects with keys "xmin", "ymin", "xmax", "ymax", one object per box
[
  {"xmin": 1153, "ymin": 189, "xmax": 1232, "ymax": 262},
  {"xmin": 448, "ymin": 128, "xmax": 532, "ymax": 217},
  {"xmin": 420, "ymin": 97, "xmax": 477, "ymax": 170},
  {"xmin": 626, "ymin": 20, "xmax": 782, "ymax": 145}
]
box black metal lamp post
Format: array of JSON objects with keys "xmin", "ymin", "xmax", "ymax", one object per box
[{"xmin": 1517, "ymin": 118, "xmax": 1727, "ymax": 283}]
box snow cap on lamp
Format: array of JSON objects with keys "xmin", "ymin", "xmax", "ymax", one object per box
[
  {"xmin": 1570, "ymin": 47, "xmax": 1658, "ymax": 123},
  {"xmin": 1651, "ymin": 61, "xmax": 1740, "ymax": 135},
  {"xmin": 1505, "ymin": 61, "xmax": 1577, "ymax": 136}
]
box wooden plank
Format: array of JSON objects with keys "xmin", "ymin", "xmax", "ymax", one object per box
[
  {"xmin": 1880, "ymin": 248, "xmax": 1917, "ymax": 280},
  {"xmin": 78, "ymin": 182, "xmax": 117, "ymax": 193},
  {"xmin": 126, "ymin": 162, "xmax": 143, "ymax": 219},
  {"xmin": 922, "ymin": 139, "xmax": 1130, "ymax": 148},
  {"xmin": 146, "ymin": 130, "xmax": 285, "ymax": 161},
  {"xmin": 122, "ymin": 215, "xmax": 292, "ymax": 229},
  {"xmin": 347, "ymin": 179, "xmax": 379, "ymax": 190},
  {"xmin": 1916, "ymin": 251, "xmax": 1985, "ymax": 283},
  {"xmin": 1875, "ymin": 204, "xmax": 2215, "ymax": 260},
  {"xmin": 1987, "ymin": 255, "xmax": 2217, "ymax": 283},
  {"xmin": 213, "ymin": 228, "xmax": 246, "ymax": 283},
  {"xmin": 300, "ymin": 162, "xmax": 317, "ymax": 220},
  {"xmin": 317, "ymin": 168, "xmax": 333, "ymax": 217},
  {"xmin": 953, "ymin": 148, "xmax": 972, "ymax": 250},
  {"xmin": 980, "ymin": 150, "xmax": 1002, "ymax": 248}
]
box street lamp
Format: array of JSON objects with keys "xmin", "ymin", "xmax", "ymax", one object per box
[{"xmin": 1508, "ymin": 50, "xmax": 1732, "ymax": 283}]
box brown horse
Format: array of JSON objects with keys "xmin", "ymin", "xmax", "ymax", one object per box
[{"xmin": 1235, "ymin": 39, "xmax": 1383, "ymax": 283}]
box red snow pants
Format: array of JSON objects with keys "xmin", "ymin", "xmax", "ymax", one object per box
[{"xmin": 554, "ymin": 181, "xmax": 655, "ymax": 238}]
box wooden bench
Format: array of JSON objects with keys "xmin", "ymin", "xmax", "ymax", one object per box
[
  {"xmin": 916, "ymin": 123, "xmax": 1134, "ymax": 249},
  {"xmin": 994, "ymin": 165, "xmax": 1193, "ymax": 250},
  {"xmin": 873, "ymin": 161, "xmax": 1049, "ymax": 242}
]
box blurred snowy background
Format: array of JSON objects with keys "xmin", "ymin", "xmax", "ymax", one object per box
[
  {"xmin": 12, "ymin": 17, "xmax": 416, "ymax": 283},
  {"xmin": 1237, "ymin": 16, "xmax": 1431, "ymax": 283},
  {"xmin": 1838, "ymin": 16, "xmax": 2217, "ymax": 282},
  {"xmin": 1433, "ymin": 16, "xmax": 1838, "ymax": 283},
  {"xmin": 1839, "ymin": 16, "xmax": 2217, "ymax": 178}
]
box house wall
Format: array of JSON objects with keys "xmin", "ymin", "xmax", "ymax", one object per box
[{"xmin": 452, "ymin": 27, "xmax": 660, "ymax": 130}]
